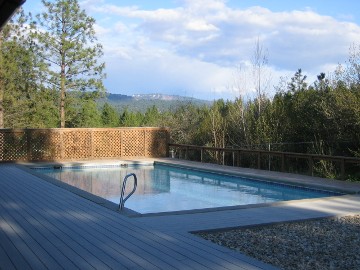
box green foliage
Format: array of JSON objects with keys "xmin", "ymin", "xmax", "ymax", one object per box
[
  {"xmin": 142, "ymin": 105, "xmax": 162, "ymax": 126},
  {"xmin": 346, "ymin": 43, "xmax": 360, "ymax": 86},
  {"xmin": 33, "ymin": 0, "xmax": 106, "ymax": 127},
  {"xmin": 287, "ymin": 68, "xmax": 307, "ymax": 93},
  {"xmin": 161, "ymin": 52, "xmax": 359, "ymax": 179},
  {"xmin": 77, "ymin": 100, "xmax": 103, "ymax": 128},
  {"xmin": 101, "ymin": 103, "xmax": 119, "ymax": 127},
  {"xmin": 25, "ymin": 89, "xmax": 59, "ymax": 128},
  {"xmin": 120, "ymin": 108, "xmax": 143, "ymax": 127},
  {"xmin": 0, "ymin": 9, "xmax": 53, "ymax": 128},
  {"xmin": 164, "ymin": 102, "xmax": 210, "ymax": 145}
]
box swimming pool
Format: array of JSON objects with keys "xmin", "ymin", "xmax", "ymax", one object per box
[{"xmin": 33, "ymin": 163, "xmax": 342, "ymax": 214}]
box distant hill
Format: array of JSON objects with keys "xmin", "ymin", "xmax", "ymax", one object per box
[{"xmin": 98, "ymin": 93, "xmax": 211, "ymax": 113}]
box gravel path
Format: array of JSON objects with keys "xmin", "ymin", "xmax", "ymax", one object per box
[{"xmin": 196, "ymin": 215, "xmax": 360, "ymax": 270}]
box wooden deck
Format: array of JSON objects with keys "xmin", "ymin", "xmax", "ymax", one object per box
[{"xmin": 0, "ymin": 164, "xmax": 276, "ymax": 270}]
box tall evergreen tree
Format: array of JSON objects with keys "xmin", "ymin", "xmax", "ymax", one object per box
[
  {"xmin": 0, "ymin": 10, "xmax": 50, "ymax": 128},
  {"xmin": 142, "ymin": 105, "xmax": 161, "ymax": 126},
  {"xmin": 101, "ymin": 102, "xmax": 119, "ymax": 127},
  {"xmin": 120, "ymin": 108, "xmax": 143, "ymax": 127},
  {"xmin": 33, "ymin": 0, "xmax": 106, "ymax": 128},
  {"xmin": 288, "ymin": 69, "xmax": 308, "ymax": 93},
  {"xmin": 77, "ymin": 99, "xmax": 102, "ymax": 128}
]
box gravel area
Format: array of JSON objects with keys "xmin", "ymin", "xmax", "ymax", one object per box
[{"xmin": 196, "ymin": 215, "xmax": 360, "ymax": 270}]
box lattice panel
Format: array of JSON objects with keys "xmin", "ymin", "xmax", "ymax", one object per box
[
  {"xmin": 63, "ymin": 130, "xmax": 92, "ymax": 159},
  {"xmin": 0, "ymin": 131, "xmax": 27, "ymax": 161},
  {"xmin": 122, "ymin": 130, "xmax": 145, "ymax": 157},
  {"xmin": 0, "ymin": 128, "xmax": 169, "ymax": 162},
  {"xmin": 93, "ymin": 130, "xmax": 122, "ymax": 158},
  {"xmin": 29, "ymin": 131, "xmax": 62, "ymax": 161},
  {"xmin": 145, "ymin": 130, "xmax": 168, "ymax": 157}
]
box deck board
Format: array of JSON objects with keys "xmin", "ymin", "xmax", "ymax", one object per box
[
  {"xmin": 0, "ymin": 212, "xmax": 46, "ymax": 270},
  {"xmin": 0, "ymin": 245, "xmax": 16, "ymax": 270},
  {"xmin": 0, "ymin": 201, "xmax": 80, "ymax": 269},
  {"xmin": 3, "ymin": 170, "xmax": 194, "ymax": 269},
  {"xmin": 0, "ymin": 180, "xmax": 112, "ymax": 269},
  {"xmin": 0, "ymin": 206, "xmax": 63, "ymax": 270},
  {"xmin": 0, "ymin": 226, "xmax": 26, "ymax": 270},
  {"xmin": 0, "ymin": 164, "xmax": 274, "ymax": 270},
  {"xmin": 1, "ymin": 170, "xmax": 155, "ymax": 270},
  {"xmin": 13, "ymin": 168, "xmax": 252, "ymax": 270}
]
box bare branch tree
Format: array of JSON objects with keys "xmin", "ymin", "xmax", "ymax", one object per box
[{"xmin": 251, "ymin": 37, "xmax": 271, "ymax": 115}]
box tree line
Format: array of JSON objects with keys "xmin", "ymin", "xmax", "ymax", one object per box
[
  {"xmin": 0, "ymin": 0, "xmax": 105, "ymax": 128},
  {"xmin": 165, "ymin": 63, "xmax": 360, "ymax": 179}
]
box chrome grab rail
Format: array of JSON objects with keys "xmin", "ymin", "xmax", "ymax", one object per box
[{"xmin": 119, "ymin": 173, "xmax": 137, "ymax": 210}]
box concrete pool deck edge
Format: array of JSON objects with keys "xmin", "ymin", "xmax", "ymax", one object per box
[
  {"xmin": 19, "ymin": 157, "xmax": 360, "ymax": 194},
  {"xmin": 18, "ymin": 158, "xmax": 360, "ymax": 218},
  {"xmin": 154, "ymin": 158, "xmax": 360, "ymax": 194}
]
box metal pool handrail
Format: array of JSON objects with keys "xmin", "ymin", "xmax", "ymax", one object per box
[{"xmin": 119, "ymin": 173, "xmax": 137, "ymax": 210}]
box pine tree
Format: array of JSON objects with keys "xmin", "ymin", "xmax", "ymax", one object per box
[
  {"xmin": 288, "ymin": 69, "xmax": 308, "ymax": 93},
  {"xmin": 101, "ymin": 103, "xmax": 119, "ymax": 127},
  {"xmin": 0, "ymin": 10, "xmax": 50, "ymax": 128},
  {"xmin": 33, "ymin": 0, "xmax": 106, "ymax": 128}
]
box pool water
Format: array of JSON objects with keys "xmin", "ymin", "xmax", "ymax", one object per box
[{"xmin": 33, "ymin": 164, "xmax": 341, "ymax": 214}]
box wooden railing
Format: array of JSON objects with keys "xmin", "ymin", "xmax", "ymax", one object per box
[
  {"xmin": 168, "ymin": 143, "xmax": 360, "ymax": 180},
  {"xmin": 0, "ymin": 128, "xmax": 169, "ymax": 162}
]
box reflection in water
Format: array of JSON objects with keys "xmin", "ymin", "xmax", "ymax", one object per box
[
  {"xmin": 35, "ymin": 164, "xmax": 338, "ymax": 214},
  {"xmin": 43, "ymin": 166, "xmax": 170, "ymax": 198}
]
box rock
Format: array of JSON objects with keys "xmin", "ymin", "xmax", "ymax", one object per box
[{"xmin": 196, "ymin": 215, "xmax": 360, "ymax": 270}]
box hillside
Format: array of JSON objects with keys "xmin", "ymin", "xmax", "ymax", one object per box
[{"xmin": 98, "ymin": 93, "xmax": 211, "ymax": 113}]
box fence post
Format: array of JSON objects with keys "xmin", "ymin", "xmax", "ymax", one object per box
[
  {"xmin": 185, "ymin": 146, "xmax": 189, "ymax": 160},
  {"xmin": 258, "ymin": 151, "xmax": 261, "ymax": 169},
  {"xmin": 281, "ymin": 153, "xmax": 285, "ymax": 172},
  {"xmin": 268, "ymin": 143, "xmax": 271, "ymax": 171},
  {"xmin": 237, "ymin": 150, "xmax": 241, "ymax": 167},
  {"xmin": 308, "ymin": 156, "xmax": 314, "ymax": 176},
  {"xmin": 201, "ymin": 148, "xmax": 204, "ymax": 162},
  {"xmin": 232, "ymin": 150, "xmax": 235, "ymax": 167},
  {"xmin": 341, "ymin": 158, "xmax": 345, "ymax": 180}
]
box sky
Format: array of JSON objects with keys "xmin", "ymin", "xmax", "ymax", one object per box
[{"xmin": 22, "ymin": 0, "xmax": 360, "ymax": 100}]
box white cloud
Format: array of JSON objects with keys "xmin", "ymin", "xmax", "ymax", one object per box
[
  {"xmin": 83, "ymin": 0, "xmax": 360, "ymax": 99},
  {"xmin": 93, "ymin": 24, "xmax": 111, "ymax": 35},
  {"xmin": 185, "ymin": 20, "xmax": 219, "ymax": 32},
  {"xmin": 102, "ymin": 44, "xmax": 235, "ymax": 100}
]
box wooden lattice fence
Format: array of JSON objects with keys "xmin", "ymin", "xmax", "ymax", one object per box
[{"xmin": 0, "ymin": 128, "xmax": 169, "ymax": 162}]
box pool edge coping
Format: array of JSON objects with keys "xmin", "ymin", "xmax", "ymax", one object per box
[
  {"xmin": 154, "ymin": 158, "xmax": 360, "ymax": 195},
  {"xmin": 16, "ymin": 158, "xmax": 360, "ymax": 218}
]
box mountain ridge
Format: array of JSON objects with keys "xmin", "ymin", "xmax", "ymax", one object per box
[
  {"xmin": 108, "ymin": 93, "xmax": 206, "ymax": 101},
  {"xmin": 99, "ymin": 93, "xmax": 211, "ymax": 113}
]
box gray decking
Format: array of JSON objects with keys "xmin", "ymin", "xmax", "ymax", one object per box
[
  {"xmin": 136, "ymin": 159, "xmax": 360, "ymax": 233},
  {"xmin": 136, "ymin": 194, "xmax": 360, "ymax": 232},
  {"xmin": 0, "ymin": 164, "xmax": 277, "ymax": 270}
]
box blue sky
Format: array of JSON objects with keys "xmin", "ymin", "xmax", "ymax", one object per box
[{"xmin": 23, "ymin": 0, "xmax": 360, "ymax": 100}]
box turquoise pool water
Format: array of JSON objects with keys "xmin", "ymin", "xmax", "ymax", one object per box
[{"xmin": 33, "ymin": 164, "xmax": 341, "ymax": 214}]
